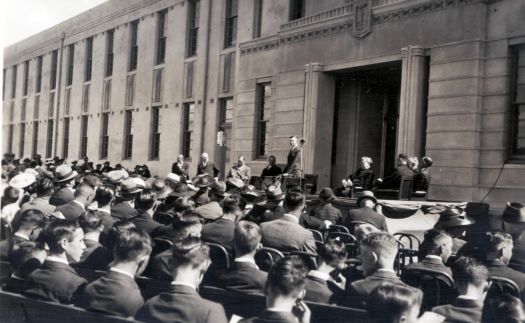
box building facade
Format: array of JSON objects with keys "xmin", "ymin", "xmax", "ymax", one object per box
[{"xmin": 2, "ymin": 0, "xmax": 525, "ymax": 210}]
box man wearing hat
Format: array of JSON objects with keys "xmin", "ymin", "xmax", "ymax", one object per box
[
  {"xmin": 240, "ymin": 185, "xmax": 258, "ymax": 216},
  {"xmin": 500, "ymin": 202, "xmax": 525, "ymax": 272},
  {"xmin": 434, "ymin": 206, "xmax": 475, "ymax": 255},
  {"xmin": 111, "ymin": 178, "xmax": 142, "ymax": 220},
  {"xmin": 191, "ymin": 177, "xmax": 211, "ymax": 207},
  {"xmin": 245, "ymin": 185, "xmax": 285, "ymax": 224},
  {"xmin": 311, "ymin": 188, "xmax": 342, "ymax": 224},
  {"xmin": 50, "ymin": 164, "xmax": 78, "ymax": 206},
  {"xmin": 195, "ymin": 181, "xmax": 228, "ymax": 221},
  {"xmin": 55, "ymin": 183, "xmax": 95, "ymax": 221},
  {"xmin": 342, "ymin": 191, "xmax": 388, "ymax": 233}
]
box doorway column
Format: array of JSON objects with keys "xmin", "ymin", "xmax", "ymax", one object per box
[
  {"xmin": 303, "ymin": 62, "xmax": 335, "ymax": 189},
  {"xmin": 398, "ymin": 45, "xmax": 427, "ymax": 157}
]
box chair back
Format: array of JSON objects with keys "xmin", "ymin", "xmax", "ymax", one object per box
[
  {"xmin": 309, "ymin": 229, "xmax": 324, "ymax": 243},
  {"xmin": 328, "ymin": 225, "xmax": 350, "ymax": 234},
  {"xmin": 327, "ymin": 232, "xmax": 357, "ymax": 244},
  {"xmin": 303, "ymin": 174, "xmax": 318, "ymax": 194},
  {"xmin": 401, "ymin": 267, "xmax": 456, "ymax": 311},
  {"xmin": 152, "ymin": 237, "xmax": 173, "ymax": 255},
  {"xmin": 394, "ymin": 233, "xmax": 421, "ymax": 250},
  {"xmin": 203, "ymin": 243, "xmax": 231, "ymax": 286},
  {"xmin": 398, "ymin": 176, "xmax": 413, "ymax": 200},
  {"xmin": 255, "ymin": 247, "xmax": 285, "ymax": 272},
  {"xmin": 200, "ymin": 286, "xmax": 266, "ymax": 319},
  {"xmin": 249, "ymin": 176, "xmax": 263, "ymax": 190},
  {"xmin": 308, "ymin": 301, "xmax": 369, "ymax": 323},
  {"xmin": 488, "ymin": 276, "xmax": 520, "ymax": 298},
  {"xmin": 288, "ymin": 251, "xmax": 318, "ymax": 270}
]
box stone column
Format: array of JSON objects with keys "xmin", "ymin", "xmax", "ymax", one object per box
[
  {"xmin": 303, "ymin": 62, "xmax": 324, "ymax": 174},
  {"xmin": 398, "ymin": 45, "xmax": 427, "ymax": 157}
]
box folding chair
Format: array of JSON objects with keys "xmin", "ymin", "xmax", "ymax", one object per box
[
  {"xmin": 309, "ymin": 229, "xmax": 324, "ymax": 243},
  {"xmin": 401, "ymin": 267, "xmax": 456, "ymax": 311},
  {"xmin": 255, "ymin": 247, "xmax": 285, "ymax": 272},
  {"xmin": 327, "ymin": 232, "xmax": 357, "ymax": 244}
]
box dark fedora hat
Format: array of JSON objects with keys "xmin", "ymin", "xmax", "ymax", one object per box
[
  {"xmin": 54, "ymin": 165, "xmax": 78, "ymax": 183},
  {"xmin": 434, "ymin": 206, "xmax": 475, "ymax": 229},
  {"xmin": 241, "ymin": 185, "xmax": 258, "ymax": 199},
  {"xmin": 498, "ymin": 202, "xmax": 525, "ymax": 224},
  {"xmin": 357, "ymin": 190, "xmax": 377, "ymax": 205},
  {"xmin": 319, "ymin": 187, "xmax": 336, "ymax": 201},
  {"xmin": 195, "ymin": 176, "xmax": 211, "ymax": 188},
  {"xmin": 210, "ymin": 181, "xmax": 228, "ymax": 197},
  {"xmin": 266, "ymin": 185, "xmax": 285, "ymax": 201},
  {"xmin": 151, "ymin": 179, "xmax": 171, "ymax": 199}
]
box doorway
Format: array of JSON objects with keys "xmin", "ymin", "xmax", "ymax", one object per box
[
  {"xmin": 216, "ymin": 97, "xmax": 234, "ymax": 180},
  {"xmin": 330, "ymin": 62, "xmax": 401, "ymax": 186}
]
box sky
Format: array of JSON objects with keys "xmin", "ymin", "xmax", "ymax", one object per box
[{"xmin": 2, "ymin": 0, "xmax": 108, "ymax": 48}]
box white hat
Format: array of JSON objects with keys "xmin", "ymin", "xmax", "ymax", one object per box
[
  {"xmin": 132, "ymin": 177, "xmax": 146, "ymax": 189},
  {"xmin": 9, "ymin": 173, "xmax": 36, "ymax": 189},
  {"xmin": 166, "ymin": 173, "xmax": 181, "ymax": 184}
]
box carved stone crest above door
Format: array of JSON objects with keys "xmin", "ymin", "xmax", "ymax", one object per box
[{"xmin": 351, "ymin": 0, "xmax": 372, "ymax": 38}]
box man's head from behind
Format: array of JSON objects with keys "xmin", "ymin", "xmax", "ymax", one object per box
[
  {"xmin": 359, "ymin": 232, "xmax": 398, "ymax": 276},
  {"xmin": 44, "ymin": 219, "xmax": 86, "ymax": 262},
  {"xmin": 318, "ymin": 239, "xmax": 348, "ymax": 270},
  {"xmin": 74, "ymin": 183, "xmax": 95, "ymax": 206},
  {"xmin": 265, "ymin": 255, "xmax": 308, "ymax": 303},
  {"xmin": 16, "ymin": 209, "xmax": 45, "ymax": 235},
  {"xmin": 79, "ymin": 210, "xmax": 104, "ymax": 234},
  {"xmin": 113, "ymin": 227, "xmax": 152, "ymax": 276},
  {"xmin": 451, "ymin": 256, "xmax": 489, "ymax": 298},
  {"xmin": 35, "ymin": 177, "xmax": 54, "ymax": 197},
  {"xmin": 8, "ymin": 241, "xmax": 47, "ymax": 278},
  {"xmin": 135, "ymin": 189, "xmax": 157, "ymax": 212},
  {"xmin": 171, "ymin": 237, "xmax": 210, "ymax": 286},
  {"xmin": 367, "ymin": 283, "xmax": 422, "ymax": 323},
  {"xmin": 95, "ymin": 184, "xmax": 116, "ymax": 208},
  {"xmin": 283, "ymin": 188, "xmax": 305, "ymax": 215},
  {"xmin": 234, "ymin": 221, "xmax": 262, "ymax": 257},
  {"xmin": 484, "ymin": 231, "xmax": 513, "ymax": 265},
  {"xmin": 172, "ymin": 211, "xmax": 202, "ymax": 240},
  {"xmin": 419, "ymin": 229, "xmax": 453, "ymax": 263},
  {"xmin": 105, "ymin": 220, "xmax": 136, "ymax": 250}
]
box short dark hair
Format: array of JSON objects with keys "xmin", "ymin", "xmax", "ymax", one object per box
[
  {"xmin": 95, "ymin": 184, "xmax": 116, "ymax": 207},
  {"xmin": 35, "ymin": 177, "xmax": 54, "ymax": 196},
  {"xmin": 482, "ymin": 294, "xmax": 525, "ymax": 323},
  {"xmin": 367, "ymin": 283, "xmax": 423, "ymax": 323},
  {"xmin": 284, "ymin": 189, "xmax": 305, "ymax": 212},
  {"xmin": 484, "ymin": 231, "xmax": 513, "ymax": 254},
  {"xmin": 318, "ymin": 239, "xmax": 348, "ymax": 267},
  {"xmin": 74, "ymin": 183, "xmax": 94, "ymax": 198},
  {"xmin": 266, "ymin": 255, "xmax": 308, "ymax": 298},
  {"xmin": 419, "ymin": 229, "xmax": 452, "ymax": 258},
  {"xmin": 171, "ymin": 211, "xmax": 202, "ymax": 239},
  {"xmin": 105, "ymin": 220, "xmax": 136, "ymax": 250},
  {"xmin": 221, "ymin": 196, "xmax": 240, "ymax": 214},
  {"xmin": 3, "ymin": 186, "xmax": 20, "ymax": 204},
  {"xmin": 18, "ymin": 209, "xmax": 45, "ymax": 231},
  {"xmin": 234, "ymin": 221, "xmax": 261, "ymax": 256},
  {"xmin": 135, "ymin": 189, "xmax": 157, "ymax": 210},
  {"xmin": 361, "ymin": 232, "xmax": 398, "ymax": 262},
  {"xmin": 172, "ymin": 197, "xmax": 195, "ymax": 213},
  {"xmin": 113, "ymin": 227, "xmax": 152, "ymax": 262},
  {"xmin": 79, "ymin": 210, "xmax": 103, "ymax": 233},
  {"xmin": 83, "ymin": 174, "xmax": 102, "ymax": 188},
  {"xmin": 8, "ymin": 240, "xmax": 45, "ymax": 277},
  {"xmin": 451, "ymin": 256, "xmax": 488, "ymax": 288},
  {"xmin": 171, "ymin": 236, "xmax": 210, "ymax": 270},
  {"xmin": 44, "ymin": 219, "xmax": 80, "ymax": 254}
]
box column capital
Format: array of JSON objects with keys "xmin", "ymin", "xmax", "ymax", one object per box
[
  {"xmin": 305, "ymin": 62, "xmax": 324, "ymax": 72},
  {"xmin": 401, "ymin": 45, "xmax": 426, "ymax": 57}
]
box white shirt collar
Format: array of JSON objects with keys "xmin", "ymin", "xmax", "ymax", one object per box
[
  {"xmin": 170, "ymin": 281, "xmax": 197, "ymax": 290},
  {"xmin": 282, "ymin": 213, "xmax": 299, "ymax": 223},
  {"xmin": 457, "ymin": 295, "xmax": 480, "ymax": 301},
  {"xmin": 47, "ymin": 255, "xmax": 69, "ymax": 265},
  {"xmin": 13, "ymin": 232, "xmax": 30, "ymax": 240},
  {"xmin": 72, "ymin": 200, "xmax": 85, "ymax": 210},
  {"xmin": 425, "ymin": 255, "xmax": 444, "ymax": 262},
  {"xmin": 97, "ymin": 208, "xmax": 111, "ymax": 214},
  {"xmin": 11, "ymin": 273, "xmax": 23, "ymax": 280},
  {"xmin": 308, "ymin": 270, "xmax": 331, "ymax": 282},
  {"xmin": 376, "ymin": 268, "xmax": 397, "ymax": 274},
  {"xmin": 235, "ymin": 256, "xmax": 259, "ymax": 270},
  {"xmin": 110, "ymin": 267, "xmax": 135, "ymax": 280}
]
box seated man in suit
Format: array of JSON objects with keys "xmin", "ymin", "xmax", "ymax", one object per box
[
  {"xmin": 201, "ymin": 196, "xmax": 240, "ymax": 253},
  {"xmin": 413, "ymin": 156, "xmax": 432, "ymax": 192},
  {"xmin": 172, "ymin": 154, "xmax": 190, "ymax": 182},
  {"xmin": 74, "ymin": 210, "xmax": 111, "ymax": 270},
  {"xmin": 226, "ymin": 156, "xmax": 251, "ymax": 189},
  {"xmin": 219, "ymin": 221, "xmax": 267, "ymax": 294},
  {"xmin": 195, "ymin": 181, "xmax": 227, "ymax": 221},
  {"xmin": 55, "ymin": 183, "xmax": 94, "ymax": 220},
  {"xmin": 304, "ymin": 239, "xmax": 347, "ymax": 304},
  {"xmin": 432, "ymin": 257, "xmax": 489, "ymax": 322},
  {"xmin": 0, "ymin": 209, "xmax": 45, "ymax": 261},
  {"xmin": 375, "ymin": 154, "xmax": 414, "ymax": 190},
  {"xmin": 344, "ymin": 232, "xmax": 409, "ymax": 308},
  {"xmin": 111, "ymin": 178, "xmax": 142, "ymax": 220},
  {"xmin": 500, "ymin": 202, "xmax": 525, "ymax": 273},
  {"xmin": 342, "ymin": 191, "xmax": 388, "ymax": 233},
  {"xmin": 24, "ymin": 219, "xmax": 87, "ymax": 304},
  {"xmin": 79, "ymin": 228, "xmax": 152, "ymax": 318},
  {"xmin": 301, "ymin": 187, "xmax": 341, "ymax": 230},
  {"xmin": 240, "ymin": 255, "xmax": 310, "ymax": 323},
  {"xmin": 50, "ymin": 164, "xmax": 78, "ymax": 206},
  {"xmin": 132, "ymin": 189, "xmax": 163, "ymax": 235},
  {"xmin": 260, "ymin": 155, "xmax": 282, "ymax": 178},
  {"xmin": 137, "ymin": 237, "xmax": 228, "ymax": 323},
  {"xmin": 405, "ymin": 229, "xmax": 453, "ymax": 277},
  {"xmin": 342, "ymin": 156, "xmax": 375, "ymax": 194},
  {"xmin": 196, "ymin": 152, "xmax": 220, "ymax": 180},
  {"xmin": 483, "ymin": 231, "xmax": 525, "ymax": 295},
  {"xmin": 4, "ymin": 241, "xmax": 47, "ymax": 294},
  {"xmin": 93, "ymin": 184, "xmax": 117, "ymax": 236},
  {"xmin": 18, "ymin": 177, "xmax": 56, "ymax": 218},
  {"xmin": 245, "ymin": 185, "xmax": 285, "ymax": 224},
  {"xmin": 482, "ymin": 294, "xmax": 525, "ymax": 323},
  {"xmin": 366, "ymin": 283, "xmax": 423, "ymax": 323},
  {"xmin": 260, "ymin": 188, "xmax": 317, "ymax": 254}
]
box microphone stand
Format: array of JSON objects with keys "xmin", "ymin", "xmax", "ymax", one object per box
[{"xmin": 299, "ymin": 139, "xmax": 305, "ymax": 192}]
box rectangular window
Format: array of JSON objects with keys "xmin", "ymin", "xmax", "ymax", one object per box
[
  {"xmin": 11, "ymin": 65, "xmax": 17, "ymax": 99},
  {"xmin": 511, "ymin": 45, "xmax": 525, "ymax": 159},
  {"xmin": 64, "ymin": 88, "xmax": 71, "ymax": 115},
  {"xmin": 21, "ymin": 98, "xmax": 26, "ymax": 121},
  {"xmin": 100, "ymin": 113, "xmax": 109, "ymax": 159},
  {"xmin": 129, "ymin": 20, "xmax": 139, "ymax": 71},
  {"xmin": 82, "ymin": 84, "xmax": 90, "ymax": 113},
  {"xmin": 105, "ymin": 30, "xmax": 114, "ymax": 77},
  {"xmin": 80, "ymin": 115, "xmax": 88, "ymax": 158},
  {"xmin": 222, "ymin": 52, "xmax": 235, "ymax": 93},
  {"xmin": 46, "ymin": 120, "xmax": 53, "ymax": 158},
  {"xmin": 8, "ymin": 125, "xmax": 14, "ymax": 154},
  {"xmin": 19, "ymin": 123, "xmax": 25, "ymax": 157},
  {"xmin": 185, "ymin": 61, "xmax": 194, "ymax": 98},
  {"xmin": 85, "ymin": 37, "xmax": 93, "ymax": 82},
  {"xmin": 126, "ymin": 74, "xmax": 135, "ymax": 106},
  {"xmin": 48, "ymin": 92, "xmax": 55, "ymax": 117},
  {"xmin": 253, "ymin": 0, "xmax": 263, "ymax": 39},
  {"xmin": 156, "ymin": 10, "xmax": 167, "ymax": 65},
  {"xmin": 182, "ymin": 103, "xmax": 194, "ymax": 158},
  {"xmin": 150, "ymin": 106, "xmax": 161, "ymax": 160},
  {"xmin": 32, "ymin": 121, "xmax": 39, "ymax": 157},
  {"xmin": 66, "ymin": 44, "xmax": 75, "ymax": 86},
  {"xmin": 36, "ymin": 56, "xmax": 43, "ymax": 93},
  {"xmin": 103, "ymin": 79, "xmax": 111, "ymax": 110},
  {"xmin": 63, "ymin": 117, "xmax": 70, "ymax": 158},
  {"xmin": 224, "ymin": 0, "xmax": 238, "ymax": 48},
  {"xmin": 9, "ymin": 101, "xmax": 14, "ymax": 122},
  {"xmin": 219, "ymin": 97, "xmax": 234, "ymax": 124},
  {"xmin": 153, "ymin": 68, "xmax": 163, "ymax": 103},
  {"xmin": 256, "ymin": 83, "xmax": 271, "ymax": 158},
  {"xmin": 289, "ymin": 0, "xmax": 305, "ymax": 21},
  {"xmin": 50, "ymin": 50, "xmax": 58, "ymax": 90},
  {"xmin": 187, "ymin": 0, "xmax": 200, "ymax": 57},
  {"xmin": 124, "ymin": 110, "xmax": 133, "ymax": 159},
  {"xmin": 23, "ymin": 60, "xmax": 29, "ymax": 96},
  {"xmin": 34, "ymin": 95, "xmax": 40, "ymax": 119}
]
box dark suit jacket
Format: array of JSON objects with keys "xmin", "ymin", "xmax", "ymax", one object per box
[
  {"xmin": 131, "ymin": 210, "xmax": 163, "ymax": 235},
  {"xmin": 261, "ymin": 165, "xmax": 282, "ymax": 178},
  {"xmin": 111, "ymin": 201, "xmax": 139, "ymax": 220},
  {"xmin": 240, "ymin": 310, "xmax": 298, "ymax": 323},
  {"xmin": 136, "ymin": 284, "xmax": 228, "ymax": 323},
  {"xmin": 304, "ymin": 274, "xmax": 345, "ymax": 304},
  {"xmin": 49, "ymin": 187, "xmax": 75, "ymax": 206},
  {"xmin": 377, "ymin": 165, "xmax": 414, "ymax": 189},
  {"xmin": 485, "ymin": 259, "xmax": 525, "ymax": 293},
  {"xmin": 75, "ymin": 239, "xmax": 112, "ymax": 271},
  {"xmin": 146, "ymin": 249, "xmax": 173, "ymax": 281},
  {"xmin": 94, "ymin": 209, "xmax": 116, "ymax": 235},
  {"xmin": 24, "ymin": 260, "xmax": 87, "ymax": 304},
  {"xmin": 0, "ymin": 235, "xmax": 28, "ymax": 261},
  {"xmin": 405, "ymin": 256, "xmax": 453, "ymax": 277},
  {"xmin": 310, "ymin": 203, "xmax": 342, "ymax": 224},
  {"xmin": 197, "ymin": 162, "xmax": 220, "ymax": 178},
  {"xmin": 343, "ymin": 207, "xmax": 389, "ymax": 232},
  {"xmin": 432, "ymin": 297, "xmax": 483, "ymax": 323},
  {"xmin": 246, "ymin": 205, "xmax": 285, "ymax": 224},
  {"xmin": 413, "ymin": 169, "xmax": 431, "ymax": 192},
  {"xmin": 172, "ymin": 162, "xmax": 190, "ymax": 181},
  {"xmin": 344, "ymin": 270, "xmax": 408, "ymax": 308},
  {"xmin": 510, "ymin": 236, "xmax": 525, "ymax": 273},
  {"xmin": 201, "ymin": 218, "xmax": 236, "ymax": 253},
  {"xmin": 283, "ymin": 146, "xmax": 302, "ymax": 176},
  {"xmin": 55, "ymin": 201, "xmax": 85, "ymax": 220},
  {"xmin": 4, "ymin": 276, "xmax": 26, "ymax": 294},
  {"xmin": 349, "ymin": 168, "xmax": 375, "ymax": 190},
  {"xmin": 79, "ymin": 270, "xmax": 144, "ymax": 318},
  {"xmin": 219, "ymin": 261, "xmax": 267, "ymax": 294},
  {"xmin": 260, "ymin": 214, "xmax": 317, "ymax": 254}
]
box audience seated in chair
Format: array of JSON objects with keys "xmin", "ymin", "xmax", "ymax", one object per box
[
  {"xmin": 412, "ymin": 157, "xmax": 432, "ymax": 193},
  {"xmin": 136, "ymin": 237, "xmax": 228, "ymax": 323},
  {"xmin": 342, "ymin": 191, "xmax": 388, "ymax": 233},
  {"xmin": 195, "ymin": 181, "xmax": 227, "ymax": 221},
  {"xmin": 111, "ymin": 179, "xmax": 141, "ymax": 220},
  {"xmin": 201, "ymin": 196, "xmax": 241, "ymax": 253},
  {"xmin": 55, "ymin": 183, "xmax": 95, "ymax": 221},
  {"xmin": 78, "ymin": 227, "xmax": 152, "ymax": 318},
  {"xmin": 341, "ymin": 156, "xmax": 375, "ymax": 196},
  {"xmin": 374, "ymin": 154, "xmax": 414, "ymax": 190},
  {"xmin": 92, "ymin": 184, "xmax": 117, "ymax": 236},
  {"xmin": 432, "ymin": 257, "xmax": 489, "ymax": 323},
  {"xmin": 74, "ymin": 210, "xmax": 111, "ymax": 271},
  {"xmin": 406, "ymin": 229, "xmax": 453, "ymax": 277},
  {"xmin": 482, "ymin": 294, "xmax": 525, "ymax": 323},
  {"xmin": 153, "ymin": 196, "xmax": 196, "ymax": 237},
  {"xmin": 500, "ymin": 202, "xmax": 525, "ymax": 273},
  {"xmin": 4, "ymin": 241, "xmax": 47, "ymax": 294},
  {"xmin": 366, "ymin": 282, "xmax": 423, "ymax": 323},
  {"xmin": 433, "ymin": 206, "xmax": 474, "ymax": 256},
  {"xmin": 18, "ymin": 177, "xmax": 56, "ymax": 219},
  {"xmin": 0, "ymin": 209, "xmax": 45, "ymax": 261},
  {"xmin": 219, "ymin": 221, "xmax": 267, "ymax": 294},
  {"xmin": 300, "ymin": 188, "xmax": 341, "ymax": 231},
  {"xmin": 260, "ymin": 189, "xmax": 317, "ymax": 254},
  {"xmin": 23, "ymin": 219, "xmax": 87, "ymax": 304},
  {"xmin": 131, "ymin": 189, "xmax": 163, "ymax": 235},
  {"xmin": 240, "ymin": 255, "xmax": 311, "ymax": 323},
  {"xmin": 304, "ymin": 239, "xmax": 347, "ymax": 304},
  {"xmin": 245, "ymin": 185, "xmax": 285, "ymax": 224}
]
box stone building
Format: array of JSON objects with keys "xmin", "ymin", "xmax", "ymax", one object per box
[{"xmin": 2, "ymin": 0, "xmax": 525, "ymax": 209}]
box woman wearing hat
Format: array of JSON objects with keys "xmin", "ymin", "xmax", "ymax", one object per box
[{"xmin": 434, "ymin": 206, "xmax": 475, "ymax": 255}]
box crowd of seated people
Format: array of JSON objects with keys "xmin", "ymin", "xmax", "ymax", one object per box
[{"xmin": 0, "ymin": 152, "xmax": 524, "ymax": 323}]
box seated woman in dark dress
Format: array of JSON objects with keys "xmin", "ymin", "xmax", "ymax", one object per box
[{"xmin": 342, "ymin": 156, "xmax": 375, "ymax": 193}]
